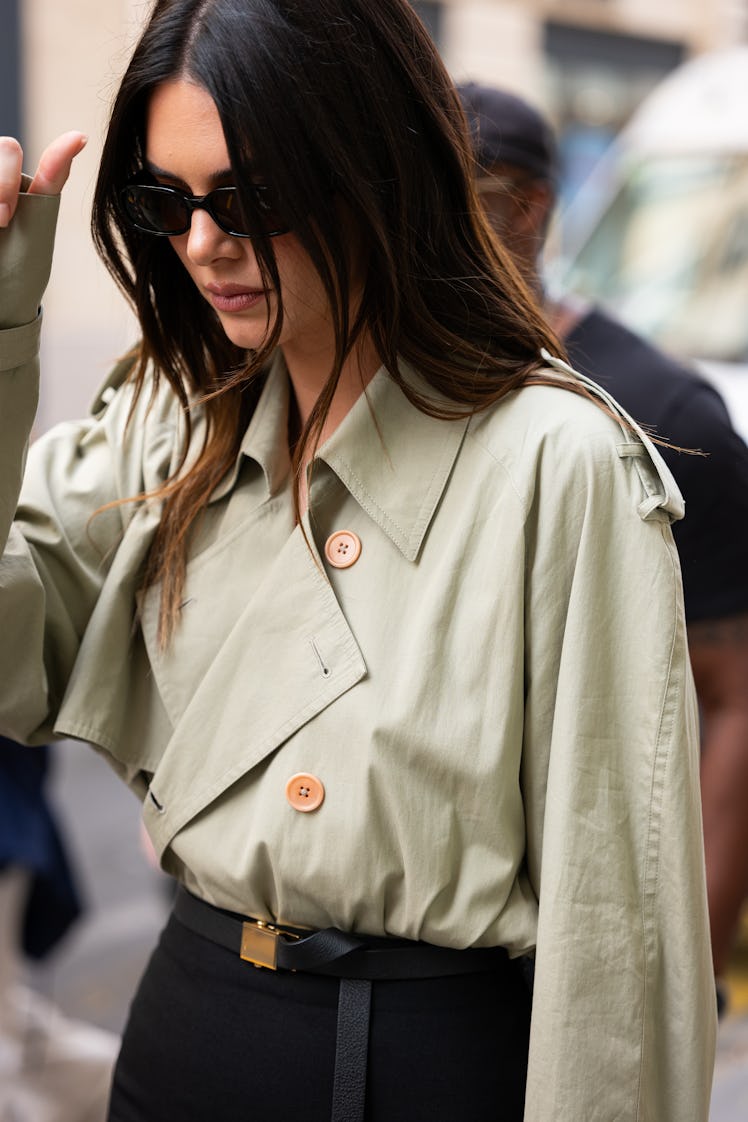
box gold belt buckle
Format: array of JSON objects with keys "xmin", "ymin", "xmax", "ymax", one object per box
[{"xmin": 240, "ymin": 919, "xmax": 299, "ymax": 971}]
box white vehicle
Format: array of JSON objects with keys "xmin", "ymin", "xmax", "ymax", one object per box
[{"xmin": 556, "ymin": 46, "xmax": 748, "ymax": 441}]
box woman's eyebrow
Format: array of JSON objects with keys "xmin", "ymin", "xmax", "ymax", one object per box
[{"xmin": 144, "ymin": 160, "xmax": 235, "ymax": 184}]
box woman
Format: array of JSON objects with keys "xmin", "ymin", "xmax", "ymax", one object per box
[{"xmin": 0, "ymin": 1, "xmax": 715, "ymax": 1119}]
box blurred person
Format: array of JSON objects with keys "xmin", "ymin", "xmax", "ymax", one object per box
[
  {"xmin": 459, "ymin": 81, "xmax": 748, "ymax": 990},
  {"xmin": 0, "ymin": 737, "xmax": 120, "ymax": 1121},
  {"xmin": 0, "ymin": 2, "xmax": 715, "ymax": 1119}
]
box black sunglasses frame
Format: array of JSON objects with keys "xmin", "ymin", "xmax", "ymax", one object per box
[{"xmin": 119, "ymin": 179, "xmax": 288, "ymax": 239}]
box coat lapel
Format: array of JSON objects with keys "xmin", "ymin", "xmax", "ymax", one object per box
[{"xmin": 142, "ymin": 516, "xmax": 366, "ymax": 859}]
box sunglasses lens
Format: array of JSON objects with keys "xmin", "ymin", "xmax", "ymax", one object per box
[
  {"xmin": 210, "ymin": 186, "xmax": 285, "ymax": 236},
  {"xmin": 122, "ymin": 186, "xmax": 189, "ymax": 234},
  {"xmin": 210, "ymin": 188, "xmax": 250, "ymax": 235},
  {"xmin": 251, "ymin": 186, "xmax": 286, "ymax": 235}
]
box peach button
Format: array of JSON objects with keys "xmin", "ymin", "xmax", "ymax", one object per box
[
  {"xmin": 325, "ymin": 530, "xmax": 362, "ymax": 569},
  {"xmin": 285, "ymin": 773, "xmax": 325, "ymax": 813}
]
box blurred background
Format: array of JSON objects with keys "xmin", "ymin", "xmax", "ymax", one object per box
[
  {"xmin": 3, "ymin": 0, "xmax": 748, "ymax": 429},
  {"xmin": 2, "ymin": 1, "xmax": 748, "ymax": 1119}
]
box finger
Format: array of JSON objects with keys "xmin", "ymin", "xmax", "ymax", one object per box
[
  {"xmin": 28, "ymin": 131, "xmax": 88, "ymax": 197},
  {"xmin": 0, "ymin": 137, "xmax": 23, "ymax": 228}
]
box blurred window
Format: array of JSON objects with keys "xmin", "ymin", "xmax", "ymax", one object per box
[
  {"xmin": 543, "ymin": 22, "xmax": 684, "ymax": 210},
  {"xmin": 411, "ymin": 2, "xmax": 443, "ymax": 48},
  {"xmin": 564, "ymin": 154, "xmax": 748, "ymax": 362},
  {"xmin": 0, "ymin": 0, "xmax": 22, "ymax": 139}
]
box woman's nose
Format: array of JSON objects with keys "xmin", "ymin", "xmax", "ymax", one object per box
[{"xmin": 185, "ymin": 209, "xmax": 239, "ymax": 266}]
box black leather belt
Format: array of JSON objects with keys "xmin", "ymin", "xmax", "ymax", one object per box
[{"xmin": 173, "ymin": 887, "xmax": 510, "ymax": 1122}]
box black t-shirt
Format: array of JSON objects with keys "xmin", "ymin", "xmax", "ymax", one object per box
[{"xmin": 565, "ymin": 307, "xmax": 748, "ymax": 623}]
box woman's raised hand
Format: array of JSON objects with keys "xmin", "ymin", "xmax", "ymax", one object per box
[{"xmin": 0, "ymin": 131, "xmax": 87, "ymax": 228}]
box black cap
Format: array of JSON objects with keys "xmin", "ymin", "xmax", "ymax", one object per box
[{"xmin": 457, "ymin": 82, "xmax": 559, "ymax": 185}]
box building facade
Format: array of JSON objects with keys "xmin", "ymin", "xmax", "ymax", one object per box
[{"xmin": 419, "ymin": 1, "xmax": 747, "ymax": 191}]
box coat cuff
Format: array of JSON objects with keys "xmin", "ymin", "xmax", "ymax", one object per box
[
  {"xmin": 0, "ymin": 189, "xmax": 60, "ymax": 329},
  {"xmin": 0, "ymin": 312, "xmax": 43, "ymax": 373}
]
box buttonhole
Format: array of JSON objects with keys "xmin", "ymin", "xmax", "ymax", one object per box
[
  {"xmin": 309, "ymin": 637, "xmax": 332, "ymax": 678},
  {"xmin": 179, "ymin": 598, "xmax": 194, "ymax": 611},
  {"xmin": 149, "ymin": 790, "xmax": 165, "ymax": 814}
]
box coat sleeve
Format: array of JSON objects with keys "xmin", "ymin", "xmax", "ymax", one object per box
[
  {"xmin": 0, "ymin": 193, "xmax": 132, "ymax": 744},
  {"xmin": 520, "ymin": 420, "xmax": 716, "ymax": 1121},
  {"xmin": 0, "ymin": 189, "xmax": 59, "ymax": 535}
]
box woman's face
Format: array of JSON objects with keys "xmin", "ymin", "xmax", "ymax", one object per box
[{"xmin": 145, "ymin": 79, "xmax": 334, "ymax": 362}]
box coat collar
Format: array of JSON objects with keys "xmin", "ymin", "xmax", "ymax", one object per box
[
  {"xmin": 208, "ymin": 353, "xmax": 292, "ymax": 503},
  {"xmin": 211, "ymin": 351, "xmax": 470, "ymax": 561},
  {"xmin": 315, "ymin": 363, "xmax": 471, "ymax": 561}
]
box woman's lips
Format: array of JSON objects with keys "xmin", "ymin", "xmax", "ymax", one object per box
[{"xmin": 206, "ymin": 284, "xmax": 267, "ymax": 313}]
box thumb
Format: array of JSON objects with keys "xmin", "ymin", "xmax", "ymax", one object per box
[{"xmin": 28, "ymin": 131, "xmax": 88, "ymax": 196}]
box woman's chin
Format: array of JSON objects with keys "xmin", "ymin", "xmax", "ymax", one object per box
[{"xmin": 217, "ymin": 316, "xmax": 273, "ymax": 352}]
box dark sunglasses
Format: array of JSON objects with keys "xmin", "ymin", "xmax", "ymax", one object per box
[{"xmin": 119, "ymin": 178, "xmax": 288, "ymax": 238}]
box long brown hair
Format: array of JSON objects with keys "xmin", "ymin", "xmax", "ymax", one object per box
[{"xmin": 92, "ymin": 0, "xmax": 565, "ymax": 642}]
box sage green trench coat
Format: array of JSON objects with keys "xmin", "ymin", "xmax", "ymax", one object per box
[{"xmin": 0, "ymin": 190, "xmax": 716, "ymax": 1120}]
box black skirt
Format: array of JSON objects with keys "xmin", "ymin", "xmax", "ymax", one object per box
[{"xmin": 107, "ymin": 911, "xmax": 531, "ymax": 1122}]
